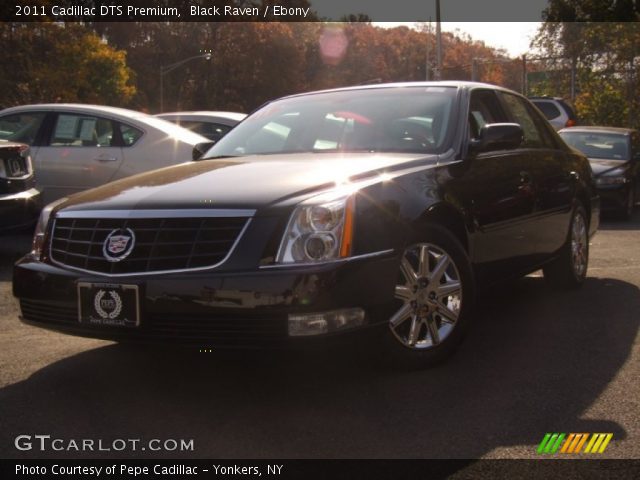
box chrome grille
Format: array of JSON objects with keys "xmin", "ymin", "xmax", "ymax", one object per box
[{"xmin": 49, "ymin": 211, "xmax": 251, "ymax": 275}]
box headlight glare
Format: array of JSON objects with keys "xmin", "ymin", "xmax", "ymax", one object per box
[{"xmin": 277, "ymin": 195, "xmax": 355, "ymax": 264}]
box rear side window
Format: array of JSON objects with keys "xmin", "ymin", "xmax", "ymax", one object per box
[
  {"xmin": 180, "ymin": 121, "xmax": 232, "ymax": 142},
  {"xmin": 119, "ymin": 123, "xmax": 144, "ymax": 146},
  {"xmin": 50, "ymin": 114, "xmax": 114, "ymax": 147},
  {"xmin": 0, "ymin": 112, "xmax": 45, "ymax": 144},
  {"xmin": 532, "ymin": 101, "xmax": 561, "ymax": 120},
  {"xmin": 501, "ymin": 93, "xmax": 554, "ymax": 149},
  {"xmin": 556, "ymin": 99, "xmax": 577, "ymax": 120}
]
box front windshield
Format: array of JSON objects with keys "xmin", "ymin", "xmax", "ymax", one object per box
[
  {"xmin": 204, "ymin": 86, "xmax": 457, "ymax": 158},
  {"xmin": 560, "ymin": 131, "xmax": 630, "ymax": 161}
]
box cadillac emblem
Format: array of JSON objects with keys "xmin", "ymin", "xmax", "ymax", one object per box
[{"xmin": 103, "ymin": 228, "xmax": 135, "ymax": 262}]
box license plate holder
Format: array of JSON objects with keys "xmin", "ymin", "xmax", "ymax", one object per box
[{"xmin": 78, "ymin": 282, "xmax": 140, "ymax": 328}]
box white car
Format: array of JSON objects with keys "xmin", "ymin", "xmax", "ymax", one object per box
[
  {"xmin": 156, "ymin": 111, "xmax": 246, "ymax": 143},
  {"xmin": 0, "ymin": 104, "xmax": 211, "ymax": 204}
]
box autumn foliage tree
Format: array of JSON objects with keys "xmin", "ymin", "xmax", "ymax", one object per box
[
  {"xmin": 0, "ymin": 23, "xmax": 135, "ymax": 108},
  {"xmin": 1, "ymin": 21, "xmax": 528, "ymax": 113}
]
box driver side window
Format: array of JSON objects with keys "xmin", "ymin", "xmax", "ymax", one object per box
[{"xmin": 468, "ymin": 90, "xmax": 507, "ymax": 140}]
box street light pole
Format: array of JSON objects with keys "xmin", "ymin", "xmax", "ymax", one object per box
[{"xmin": 159, "ymin": 52, "xmax": 212, "ymax": 113}]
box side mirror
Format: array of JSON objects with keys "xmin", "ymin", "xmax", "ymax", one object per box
[
  {"xmin": 471, "ymin": 123, "xmax": 524, "ymax": 153},
  {"xmin": 192, "ymin": 141, "xmax": 216, "ymax": 160}
]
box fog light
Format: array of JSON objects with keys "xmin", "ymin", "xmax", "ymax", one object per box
[{"xmin": 288, "ymin": 308, "xmax": 366, "ymax": 336}]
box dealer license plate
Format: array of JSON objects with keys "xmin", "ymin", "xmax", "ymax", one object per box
[{"xmin": 78, "ymin": 283, "xmax": 140, "ymax": 327}]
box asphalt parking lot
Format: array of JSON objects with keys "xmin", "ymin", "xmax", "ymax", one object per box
[{"xmin": 1, "ymin": 212, "xmax": 639, "ymax": 460}]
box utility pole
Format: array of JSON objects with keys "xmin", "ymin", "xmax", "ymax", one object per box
[
  {"xmin": 435, "ymin": 0, "xmax": 442, "ymax": 80},
  {"xmin": 425, "ymin": 19, "xmax": 431, "ymax": 81},
  {"xmin": 522, "ymin": 54, "xmax": 527, "ymax": 95}
]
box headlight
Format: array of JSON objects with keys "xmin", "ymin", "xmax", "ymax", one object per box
[
  {"xmin": 596, "ymin": 176, "xmax": 627, "ymax": 186},
  {"xmin": 276, "ymin": 194, "xmax": 355, "ymax": 264},
  {"xmin": 31, "ymin": 197, "xmax": 68, "ymax": 259}
]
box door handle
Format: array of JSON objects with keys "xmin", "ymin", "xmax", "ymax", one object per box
[
  {"xmin": 519, "ymin": 171, "xmax": 532, "ymax": 184},
  {"xmin": 94, "ymin": 156, "xmax": 118, "ymax": 162}
]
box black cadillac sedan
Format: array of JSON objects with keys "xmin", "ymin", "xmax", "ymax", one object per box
[
  {"xmin": 559, "ymin": 126, "xmax": 639, "ymax": 220},
  {"xmin": 13, "ymin": 82, "xmax": 599, "ymax": 368}
]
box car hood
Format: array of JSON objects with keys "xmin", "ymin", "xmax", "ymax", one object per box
[
  {"xmin": 56, "ymin": 152, "xmax": 438, "ymax": 214},
  {"xmin": 588, "ymin": 158, "xmax": 630, "ymax": 177}
]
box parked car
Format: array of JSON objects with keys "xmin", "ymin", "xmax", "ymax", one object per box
[
  {"xmin": 13, "ymin": 82, "xmax": 599, "ymax": 368},
  {"xmin": 559, "ymin": 126, "xmax": 639, "ymax": 219},
  {"xmin": 156, "ymin": 111, "xmax": 246, "ymax": 143},
  {"xmin": 0, "ymin": 142, "xmax": 42, "ymax": 232},
  {"xmin": 530, "ymin": 97, "xmax": 578, "ymax": 130},
  {"xmin": 0, "ymin": 104, "xmax": 212, "ymax": 204}
]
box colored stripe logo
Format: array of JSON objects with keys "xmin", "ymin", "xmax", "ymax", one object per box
[{"xmin": 537, "ymin": 433, "xmax": 613, "ymax": 454}]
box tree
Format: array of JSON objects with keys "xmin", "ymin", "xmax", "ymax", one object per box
[
  {"xmin": 532, "ymin": 21, "xmax": 640, "ymax": 128},
  {"xmin": 0, "ymin": 23, "xmax": 135, "ymax": 107}
]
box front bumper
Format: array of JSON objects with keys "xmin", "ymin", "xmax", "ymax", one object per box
[
  {"xmin": 13, "ymin": 252, "xmax": 398, "ymax": 348},
  {"xmin": 0, "ymin": 187, "xmax": 42, "ymax": 232},
  {"xmin": 596, "ymin": 184, "xmax": 628, "ymax": 212}
]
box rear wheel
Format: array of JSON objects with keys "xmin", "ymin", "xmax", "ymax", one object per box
[
  {"xmin": 543, "ymin": 203, "xmax": 589, "ymax": 288},
  {"xmin": 383, "ymin": 225, "xmax": 474, "ymax": 369}
]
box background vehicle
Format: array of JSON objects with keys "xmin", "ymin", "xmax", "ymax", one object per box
[
  {"xmin": 530, "ymin": 97, "xmax": 578, "ymax": 130},
  {"xmin": 0, "ymin": 142, "xmax": 42, "ymax": 232},
  {"xmin": 14, "ymin": 82, "xmax": 599, "ymax": 369},
  {"xmin": 559, "ymin": 126, "xmax": 639, "ymax": 219},
  {"xmin": 0, "ymin": 104, "xmax": 210, "ymax": 204},
  {"xmin": 156, "ymin": 111, "xmax": 246, "ymax": 143}
]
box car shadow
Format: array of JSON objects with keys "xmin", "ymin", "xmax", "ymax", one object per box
[
  {"xmin": 599, "ymin": 208, "xmax": 640, "ymax": 231},
  {"xmin": 0, "ymin": 276, "xmax": 637, "ymax": 459},
  {"xmin": 0, "ymin": 233, "xmax": 31, "ymax": 282}
]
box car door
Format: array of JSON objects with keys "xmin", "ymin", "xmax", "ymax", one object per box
[
  {"xmin": 34, "ymin": 112, "xmax": 124, "ymax": 204},
  {"xmin": 455, "ymin": 89, "xmax": 538, "ymax": 281},
  {"xmin": 500, "ymin": 92, "xmax": 573, "ymax": 261}
]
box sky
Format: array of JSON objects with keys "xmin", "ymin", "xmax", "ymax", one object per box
[{"xmin": 375, "ymin": 22, "xmax": 542, "ymax": 58}]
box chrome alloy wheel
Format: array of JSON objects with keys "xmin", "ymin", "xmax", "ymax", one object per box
[
  {"xmin": 571, "ymin": 212, "xmax": 588, "ymax": 278},
  {"xmin": 390, "ymin": 243, "xmax": 463, "ymax": 349}
]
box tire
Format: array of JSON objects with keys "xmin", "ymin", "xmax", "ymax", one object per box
[
  {"xmin": 543, "ymin": 203, "xmax": 589, "ymax": 289},
  {"xmin": 382, "ymin": 224, "xmax": 475, "ymax": 369}
]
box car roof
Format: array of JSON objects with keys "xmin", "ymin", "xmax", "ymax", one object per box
[
  {"xmin": 559, "ymin": 126, "xmax": 635, "ymax": 135},
  {"xmin": 278, "ymin": 81, "xmax": 519, "ymax": 100},
  {"xmin": 0, "ymin": 103, "xmax": 152, "ymax": 119},
  {"xmin": 529, "ymin": 97, "xmax": 565, "ymax": 101},
  {"xmin": 157, "ymin": 111, "xmax": 246, "ymax": 122}
]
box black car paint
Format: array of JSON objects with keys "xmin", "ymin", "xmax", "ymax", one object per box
[
  {"xmin": 13, "ymin": 82, "xmax": 599, "ymax": 346},
  {"xmin": 0, "ymin": 142, "xmax": 42, "ymax": 232}
]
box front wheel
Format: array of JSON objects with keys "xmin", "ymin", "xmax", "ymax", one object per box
[
  {"xmin": 543, "ymin": 203, "xmax": 589, "ymax": 288},
  {"xmin": 383, "ymin": 225, "xmax": 475, "ymax": 369}
]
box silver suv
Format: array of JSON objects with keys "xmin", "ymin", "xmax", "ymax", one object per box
[{"xmin": 530, "ymin": 97, "xmax": 578, "ymax": 131}]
